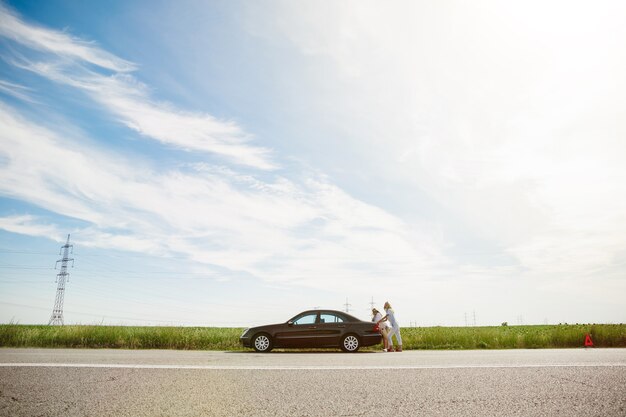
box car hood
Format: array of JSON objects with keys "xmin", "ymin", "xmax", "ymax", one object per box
[{"xmin": 248, "ymin": 323, "xmax": 285, "ymax": 332}]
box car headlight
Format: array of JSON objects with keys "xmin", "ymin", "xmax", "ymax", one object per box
[{"xmin": 241, "ymin": 328, "xmax": 250, "ymax": 337}]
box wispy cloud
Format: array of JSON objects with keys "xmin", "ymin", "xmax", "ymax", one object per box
[
  {"xmin": 0, "ymin": 102, "xmax": 438, "ymax": 294},
  {"xmin": 0, "ymin": 80, "xmax": 36, "ymax": 103},
  {"xmin": 247, "ymin": 1, "xmax": 626, "ymax": 281},
  {"xmin": 0, "ymin": 4, "xmax": 275, "ymax": 170},
  {"xmin": 0, "ymin": 214, "xmax": 62, "ymax": 240},
  {"xmin": 2, "ymin": 2, "xmax": 624, "ymax": 325},
  {"xmin": 0, "ymin": 3, "xmax": 135, "ymax": 72}
]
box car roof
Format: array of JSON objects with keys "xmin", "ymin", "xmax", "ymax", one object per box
[{"xmin": 291, "ymin": 309, "xmax": 362, "ymax": 322}]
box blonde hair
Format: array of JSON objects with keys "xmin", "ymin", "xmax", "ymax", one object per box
[{"xmin": 384, "ymin": 301, "xmax": 391, "ymax": 309}]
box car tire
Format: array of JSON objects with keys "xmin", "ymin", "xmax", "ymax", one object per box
[
  {"xmin": 341, "ymin": 334, "xmax": 360, "ymax": 352},
  {"xmin": 252, "ymin": 333, "xmax": 273, "ymax": 353}
]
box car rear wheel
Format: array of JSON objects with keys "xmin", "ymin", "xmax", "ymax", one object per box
[
  {"xmin": 252, "ymin": 333, "xmax": 273, "ymax": 353},
  {"xmin": 341, "ymin": 334, "xmax": 360, "ymax": 352}
]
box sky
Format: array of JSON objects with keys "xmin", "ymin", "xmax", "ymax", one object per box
[{"xmin": 0, "ymin": 1, "xmax": 624, "ymax": 327}]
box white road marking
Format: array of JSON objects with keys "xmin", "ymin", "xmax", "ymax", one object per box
[{"xmin": 0, "ymin": 363, "xmax": 624, "ymax": 370}]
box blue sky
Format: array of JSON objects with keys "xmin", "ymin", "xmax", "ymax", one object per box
[{"xmin": 1, "ymin": 1, "xmax": 625, "ymax": 327}]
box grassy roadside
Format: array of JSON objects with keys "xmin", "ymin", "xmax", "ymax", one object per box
[
  {"xmin": 400, "ymin": 324, "xmax": 626, "ymax": 349},
  {"xmin": 0, "ymin": 325, "xmax": 244, "ymax": 350},
  {"xmin": 0, "ymin": 324, "xmax": 624, "ymax": 350}
]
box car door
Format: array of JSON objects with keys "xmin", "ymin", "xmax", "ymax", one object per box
[
  {"xmin": 274, "ymin": 312, "xmax": 320, "ymax": 348},
  {"xmin": 315, "ymin": 312, "xmax": 347, "ymax": 347}
]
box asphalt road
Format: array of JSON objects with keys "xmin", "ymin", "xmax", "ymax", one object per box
[{"xmin": 1, "ymin": 348, "xmax": 625, "ymax": 416}]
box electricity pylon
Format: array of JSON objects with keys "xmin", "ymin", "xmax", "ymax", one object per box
[{"xmin": 48, "ymin": 234, "xmax": 74, "ymax": 325}]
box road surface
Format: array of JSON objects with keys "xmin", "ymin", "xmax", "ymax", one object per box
[{"xmin": 1, "ymin": 348, "xmax": 625, "ymax": 416}]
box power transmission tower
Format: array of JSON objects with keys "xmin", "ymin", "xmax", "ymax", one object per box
[
  {"xmin": 344, "ymin": 297, "xmax": 351, "ymax": 313},
  {"xmin": 48, "ymin": 234, "xmax": 74, "ymax": 325},
  {"xmin": 369, "ymin": 296, "xmax": 376, "ymax": 311}
]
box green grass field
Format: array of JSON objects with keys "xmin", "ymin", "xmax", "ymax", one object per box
[
  {"xmin": 0, "ymin": 324, "xmax": 624, "ymax": 350},
  {"xmin": 399, "ymin": 324, "xmax": 626, "ymax": 349}
]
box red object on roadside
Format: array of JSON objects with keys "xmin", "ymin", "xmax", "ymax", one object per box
[{"xmin": 584, "ymin": 334, "xmax": 594, "ymax": 347}]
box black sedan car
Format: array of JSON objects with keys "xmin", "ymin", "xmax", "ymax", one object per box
[{"xmin": 240, "ymin": 309, "xmax": 381, "ymax": 352}]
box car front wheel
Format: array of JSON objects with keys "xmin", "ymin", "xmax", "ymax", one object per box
[
  {"xmin": 341, "ymin": 334, "xmax": 360, "ymax": 352},
  {"xmin": 252, "ymin": 333, "xmax": 273, "ymax": 353}
]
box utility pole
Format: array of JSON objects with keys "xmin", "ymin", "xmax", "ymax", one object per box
[
  {"xmin": 344, "ymin": 297, "xmax": 351, "ymax": 313},
  {"xmin": 369, "ymin": 296, "xmax": 376, "ymax": 311},
  {"xmin": 48, "ymin": 234, "xmax": 74, "ymax": 325}
]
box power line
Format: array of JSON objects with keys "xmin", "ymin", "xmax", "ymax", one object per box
[
  {"xmin": 0, "ymin": 265, "xmax": 54, "ymax": 269},
  {"xmin": 0, "ymin": 301, "xmax": 244, "ymax": 326}
]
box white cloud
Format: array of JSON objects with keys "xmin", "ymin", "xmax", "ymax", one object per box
[
  {"xmin": 0, "ymin": 4, "xmax": 135, "ymax": 72},
  {"xmin": 0, "ymin": 102, "xmax": 439, "ymax": 296},
  {"xmin": 0, "ymin": 214, "xmax": 62, "ymax": 240},
  {"xmin": 1, "ymin": 2, "xmax": 625, "ymax": 324},
  {"xmin": 0, "ymin": 80, "xmax": 36, "ymax": 103},
  {"xmin": 24, "ymin": 67, "xmax": 277, "ymax": 170},
  {"xmin": 245, "ymin": 1, "xmax": 626, "ymax": 283},
  {"xmin": 0, "ymin": 4, "xmax": 276, "ymax": 170}
]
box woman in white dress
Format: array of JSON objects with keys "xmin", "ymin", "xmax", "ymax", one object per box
[{"xmin": 377, "ymin": 301, "xmax": 402, "ymax": 352}]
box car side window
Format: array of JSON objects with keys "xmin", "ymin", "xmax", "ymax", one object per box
[
  {"xmin": 293, "ymin": 314, "xmax": 318, "ymax": 325},
  {"xmin": 320, "ymin": 313, "xmax": 344, "ymax": 323}
]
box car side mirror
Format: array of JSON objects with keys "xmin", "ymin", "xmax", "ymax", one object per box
[{"xmin": 287, "ymin": 321, "xmax": 294, "ymax": 326}]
